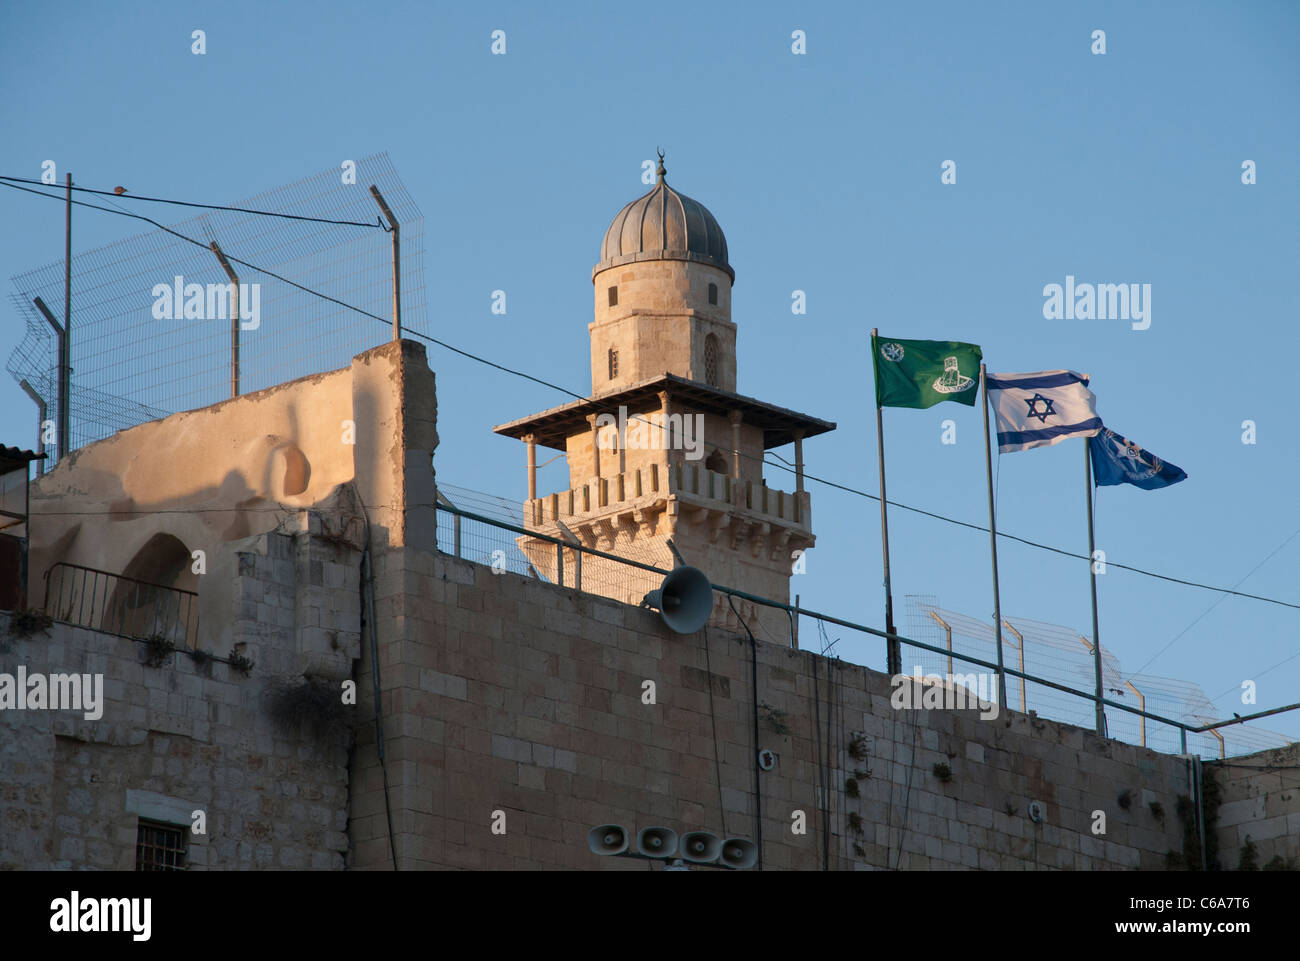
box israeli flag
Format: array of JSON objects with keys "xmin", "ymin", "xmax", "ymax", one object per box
[
  {"xmin": 986, "ymin": 370, "xmax": 1103, "ymax": 453},
  {"xmin": 1089, "ymin": 428, "xmax": 1187, "ymax": 490}
]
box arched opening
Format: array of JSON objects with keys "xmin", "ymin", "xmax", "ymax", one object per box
[
  {"xmin": 708, "ymin": 282, "xmax": 718, "ymax": 306},
  {"xmin": 704, "ymin": 333, "xmax": 720, "ymax": 387},
  {"xmin": 105, "ymin": 533, "xmax": 198, "ymax": 644}
]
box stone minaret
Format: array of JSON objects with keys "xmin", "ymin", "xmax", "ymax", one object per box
[{"xmin": 496, "ymin": 154, "xmax": 834, "ymax": 642}]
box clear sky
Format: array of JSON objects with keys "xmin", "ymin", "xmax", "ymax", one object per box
[{"xmin": 2, "ymin": 0, "xmax": 1297, "ymax": 745}]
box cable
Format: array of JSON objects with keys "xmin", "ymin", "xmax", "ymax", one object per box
[
  {"xmin": 893, "ymin": 723, "xmax": 919, "ymax": 870},
  {"xmin": 727, "ymin": 594, "xmax": 763, "ymax": 871},
  {"xmin": 9, "ymin": 175, "xmax": 1298, "ymax": 612},
  {"xmin": 0, "ymin": 175, "xmax": 384, "ymax": 228},
  {"xmin": 700, "ymin": 624, "xmax": 728, "ymax": 839},
  {"xmin": 1138, "ymin": 526, "xmax": 1300, "ymax": 676},
  {"xmin": 809, "ymin": 652, "xmax": 828, "ymax": 871}
]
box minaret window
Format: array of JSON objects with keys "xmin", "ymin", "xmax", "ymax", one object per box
[
  {"xmin": 608, "ymin": 348, "xmax": 618, "ymax": 380},
  {"xmin": 608, "ymin": 286, "xmax": 618, "ymax": 307},
  {"xmin": 708, "ymin": 283, "xmax": 718, "ymax": 305},
  {"xmin": 704, "ymin": 333, "xmax": 719, "ymax": 387}
]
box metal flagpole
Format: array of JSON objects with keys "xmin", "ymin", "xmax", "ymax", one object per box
[
  {"xmin": 871, "ymin": 328, "xmax": 901, "ymax": 676},
  {"xmin": 1085, "ymin": 440, "xmax": 1106, "ymax": 736},
  {"xmin": 980, "ymin": 364, "xmax": 1007, "ymax": 709}
]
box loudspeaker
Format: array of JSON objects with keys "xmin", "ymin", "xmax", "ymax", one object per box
[
  {"xmin": 642, "ymin": 566, "xmax": 713, "ymax": 634},
  {"xmin": 636, "ymin": 826, "xmax": 678, "ymax": 858},
  {"xmin": 718, "ymin": 837, "xmax": 758, "ymax": 869},
  {"xmin": 587, "ymin": 824, "xmax": 629, "ymax": 856},
  {"xmin": 678, "ymin": 830, "xmax": 722, "ymax": 864}
]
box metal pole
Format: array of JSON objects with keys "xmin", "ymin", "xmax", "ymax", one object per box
[
  {"xmin": 61, "ymin": 172, "xmax": 71, "ymax": 459},
  {"xmin": 1125, "ymin": 680, "xmax": 1146, "ymax": 747},
  {"xmin": 19, "ymin": 380, "xmax": 46, "ymax": 475},
  {"xmin": 32, "ymin": 297, "xmax": 66, "ymax": 461},
  {"xmin": 1085, "ymin": 441, "xmax": 1105, "ymax": 736},
  {"xmin": 369, "ymin": 186, "xmax": 401, "ymax": 341},
  {"xmin": 209, "ymin": 242, "xmax": 240, "ymax": 398},
  {"xmin": 871, "ymin": 329, "xmax": 900, "ymax": 676},
  {"xmin": 1003, "ymin": 619, "xmax": 1027, "ymax": 713},
  {"xmin": 929, "ymin": 610, "xmax": 953, "ymax": 676},
  {"xmin": 980, "ymin": 364, "xmax": 1007, "ymax": 709}
]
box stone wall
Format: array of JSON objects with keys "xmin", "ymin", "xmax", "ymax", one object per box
[
  {"xmin": 0, "ymin": 523, "xmax": 357, "ymax": 871},
  {"xmin": 1209, "ymin": 743, "xmax": 1300, "ymax": 869},
  {"xmin": 348, "ymin": 547, "xmax": 1195, "ymax": 870}
]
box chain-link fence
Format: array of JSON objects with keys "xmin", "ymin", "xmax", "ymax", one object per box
[{"xmin": 8, "ymin": 153, "xmax": 426, "ymax": 465}]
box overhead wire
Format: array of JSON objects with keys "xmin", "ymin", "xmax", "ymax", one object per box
[{"xmin": 5, "ymin": 177, "xmax": 1298, "ymax": 614}]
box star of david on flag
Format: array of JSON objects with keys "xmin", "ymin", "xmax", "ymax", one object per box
[{"xmin": 985, "ymin": 370, "xmax": 1102, "ymax": 453}]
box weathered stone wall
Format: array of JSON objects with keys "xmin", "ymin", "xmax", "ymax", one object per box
[
  {"xmin": 1209, "ymin": 744, "xmax": 1300, "ymax": 869},
  {"xmin": 26, "ymin": 338, "xmax": 435, "ymax": 654},
  {"xmin": 348, "ymin": 547, "xmax": 1194, "ymax": 870},
  {"xmin": 0, "ymin": 524, "xmax": 357, "ymax": 871}
]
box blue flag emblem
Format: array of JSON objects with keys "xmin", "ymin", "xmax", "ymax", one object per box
[{"xmin": 1090, "ymin": 428, "xmax": 1187, "ymax": 490}]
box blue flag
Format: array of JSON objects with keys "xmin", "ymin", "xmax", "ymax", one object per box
[{"xmin": 1090, "ymin": 428, "xmax": 1187, "ymax": 490}]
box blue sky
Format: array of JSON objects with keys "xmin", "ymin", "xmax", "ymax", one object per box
[{"xmin": 2, "ymin": 0, "xmax": 1297, "ymax": 745}]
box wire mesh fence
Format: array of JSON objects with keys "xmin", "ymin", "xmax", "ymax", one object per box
[
  {"xmin": 7, "ymin": 152, "xmax": 426, "ymax": 465},
  {"xmin": 433, "ymin": 484, "xmax": 1291, "ymax": 761},
  {"xmin": 903, "ymin": 595, "xmax": 1292, "ymax": 759}
]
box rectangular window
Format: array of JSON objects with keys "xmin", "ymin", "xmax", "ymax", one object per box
[
  {"xmin": 136, "ymin": 819, "xmax": 187, "ymax": 871},
  {"xmin": 708, "ymin": 282, "xmax": 718, "ymax": 306},
  {"xmin": 608, "ymin": 349, "xmax": 619, "ymax": 379},
  {"xmin": 608, "ymin": 286, "xmax": 618, "ymax": 307}
]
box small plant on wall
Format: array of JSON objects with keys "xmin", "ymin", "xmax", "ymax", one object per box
[
  {"xmin": 758, "ymin": 702, "xmax": 792, "ymax": 736},
  {"xmin": 266, "ymin": 673, "xmax": 354, "ymax": 746},
  {"xmin": 227, "ymin": 647, "xmax": 254, "ymax": 677},
  {"xmin": 6, "ymin": 608, "xmax": 53, "ymax": 641},
  {"xmin": 144, "ymin": 634, "xmax": 175, "ymax": 669},
  {"xmin": 933, "ymin": 762, "xmax": 953, "ymax": 783}
]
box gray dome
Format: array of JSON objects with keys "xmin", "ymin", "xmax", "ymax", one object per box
[{"xmin": 596, "ymin": 154, "xmax": 733, "ymax": 280}]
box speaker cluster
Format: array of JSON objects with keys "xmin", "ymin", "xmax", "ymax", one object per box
[{"xmin": 587, "ymin": 824, "xmax": 758, "ymax": 869}]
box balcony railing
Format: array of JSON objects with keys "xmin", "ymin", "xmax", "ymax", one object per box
[{"xmin": 43, "ymin": 561, "xmax": 199, "ymax": 648}]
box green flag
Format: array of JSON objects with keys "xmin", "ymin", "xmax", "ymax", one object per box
[{"xmin": 871, "ymin": 334, "xmax": 983, "ymax": 409}]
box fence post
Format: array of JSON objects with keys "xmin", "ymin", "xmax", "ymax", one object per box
[
  {"xmin": 1003, "ymin": 619, "xmax": 1027, "ymax": 713},
  {"xmin": 929, "ymin": 610, "xmax": 953, "ymax": 676}
]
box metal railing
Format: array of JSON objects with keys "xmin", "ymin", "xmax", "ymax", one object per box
[
  {"xmin": 43, "ymin": 561, "xmax": 199, "ymax": 649},
  {"xmin": 433, "ymin": 500, "xmax": 1299, "ymax": 761}
]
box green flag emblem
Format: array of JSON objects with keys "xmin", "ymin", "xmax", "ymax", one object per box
[{"xmin": 871, "ymin": 335, "xmax": 983, "ymax": 409}]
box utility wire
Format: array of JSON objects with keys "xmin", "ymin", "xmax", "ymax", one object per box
[
  {"xmin": 7, "ymin": 177, "xmax": 1298, "ymax": 613},
  {"xmin": 0, "ymin": 175, "xmax": 384, "ymax": 229}
]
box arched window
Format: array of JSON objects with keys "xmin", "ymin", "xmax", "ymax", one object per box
[
  {"xmin": 608, "ymin": 348, "xmax": 618, "ymax": 380},
  {"xmin": 106, "ymin": 533, "xmax": 197, "ymax": 644},
  {"xmin": 704, "ymin": 333, "xmax": 720, "ymax": 387},
  {"xmin": 707, "ymin": 282, "xmax": 718, "ymax": 306}
]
